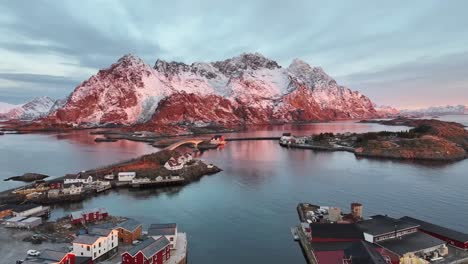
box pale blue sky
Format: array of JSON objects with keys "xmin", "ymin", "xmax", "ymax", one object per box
[{"xmin": 0, "ymin": 0, "xmax": 467, "ymax": 108}]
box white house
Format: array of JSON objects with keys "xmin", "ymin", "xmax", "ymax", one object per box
[
  {"xmin": 64, "ymin": 175, "xmax": 93, "ymax": 185},
  {"xmin": 62, "ymin": 183, "xmax": 83, "ymax": 195},
  {"xmin": 177, "ymin": 153, "xmax": 193, "ymax": 164},
  {"xmin": 148, "ymin": 223, "xmax": 178, "ymax": 249},
  {"xmin": 279, "ymin": 135, "xmax": 294, "ymax": 144},
  {"xmin": 72, "ymin": 228, "xmax": 118, "ymax": 260},
  {"xmin": 118, "ymin": 172, "xmax": 136, "ymax": 182},
  {"xmin": 295, "ymin": 137, "xmax": 307, "ymax": 144},
  {"xmin": 164, "ymin": 158, "xmax": 183, "ymax": 171}
]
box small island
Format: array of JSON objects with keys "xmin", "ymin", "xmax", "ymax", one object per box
[
  {"xmin": 0, "ymin": 148, "xmax": 221, "ymax": 206},
  {"xmin": 280, "ymin": 118, "xmax": 468, "ymax": 161}
]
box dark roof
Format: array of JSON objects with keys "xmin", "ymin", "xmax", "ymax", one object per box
[
  {"xmin": 73, "ymin": 234, "xmax": 100, "ymax": 245},
  {"xmin": 11, "ymin": 203, "xmax": 41, "ymax": 213},
  {"xmin": 89, "ymin": 227, "xmax": 113, "ymax": 236},
  {"xmin": 311, "ymin": 242, "xmax": 355, "ymax": 252},
  {"xmin": 0, "ymin": 204, "xmax": 15, "ymax": 211},
  {"xmin": 38, "ymin": 249, "xmax": 68, "ymax": 261},
  {"xmin": 377, "ymin": 231, "xmax": 445, "ymax": 256},
  {"xmin": 118, "ymin": 219, "xmax": 142, "ymax": 232},
  {"xmin": 91, "ymin": 222, "xmax": 116, "ymax": 229},
  {"xmin": 126, "ymin": 237, "xmax": 170, "ymax": 258},
  {"xmin": 310, "ymin": 223, "xmax": 363, "ymax": 239},
  {"xmin": 142, "ymin": 237, "xmax": 170, "ymax": 257},
  {"xmin": 344, "ymin": 241, "xmax": 388, "ymax": 264},
  {"xmin": 357, "ymin": 215, "xmax": 419, "ymax": 236},
  {"xmin": 148, "ymin": 223, "xmax": 177, "ymax": 236},
  {"xmin": 400, "ymin": 216, "xmax": 468, "ymax": 243}
]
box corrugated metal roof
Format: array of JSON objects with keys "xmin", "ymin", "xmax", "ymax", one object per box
[
  {"xmin": 118, "ymin": 219, "xmax": 142, "ymax": 232},
  {"xmin": 377, "ymin": 231, "xmax": 445, "ymax": 256},
  {"xmin": 126, "ymin": 236, "xmax": 170, "ymax": 258},
  {"xmin": 357, "ymin": 215, "xmax": 418, "ymax": 236},
  {"xmin": 73, "ymin": 234, "xmax": 100, "ymax": 245},
  {"xmin": 148, "ymin": 223, "xmax": 177, "ymax": 236},
  {"xmin": 400, "ymin": 216, "xmax": 468, "ymax": 243}
]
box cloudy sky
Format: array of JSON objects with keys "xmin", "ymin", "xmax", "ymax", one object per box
[{"xmin": 0, "ymin": 0, "xmax": 467, "ymax": 108}]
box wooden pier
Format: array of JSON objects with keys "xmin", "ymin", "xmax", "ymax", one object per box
[
  {"xmin": 130, "ymin": 178, "xmax": 186, "ymax": 188},
  {"xmin": 296, "ymin": 225, "xmax": 318, "ymax": 264}
]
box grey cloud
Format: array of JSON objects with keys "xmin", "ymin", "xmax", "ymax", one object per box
[{"xmin": 0, "ymin": 0, "xmax": 467, "ymax": 106}]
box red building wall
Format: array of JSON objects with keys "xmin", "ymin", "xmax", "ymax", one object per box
[
  {"xmin": 72, "ymin": 211, "xmax": 108, "ymax": 224},
  {"xmin": 121, "ymin": 244, "xmax": 171, "ymax": 264},
  {"xmin": 58, "ymin": 253, "xmax": 77, "ymax": 264}
]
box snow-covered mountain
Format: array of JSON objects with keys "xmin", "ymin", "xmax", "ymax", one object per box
[
  {"xmin": 374, "ymin": 105, "xmax": 400, "ymax": 117},
  {"xmin": 1, "ymin": 97, "xmax": 56, "ymax": 120},
  {"xmin": 45, "ymin": 53, "xmax": 381, "ymax": 131},
  {"xmin": 0, "ymin": 102, "xmax": 20, "ymax": 114},
  {"xmin": 401, "ymin": 105, "xmax": 467, "ymax": 116}
]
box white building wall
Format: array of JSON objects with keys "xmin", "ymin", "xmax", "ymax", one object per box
[
  {"xmin": 118, "ymin": 172, "xmax": 136, "ymax": 182},
  {"xmin": 73, "ymin": 230, "xmax": 118, "ymax": 260},
  {"xmin": 363, "ymin": 232, "xmax": 374, "ymax": 243},
  {"xmin": 15, "ymin": 206, "xmax": 44, "ymax": 217}
]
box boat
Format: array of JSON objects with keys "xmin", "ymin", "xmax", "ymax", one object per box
[
  {"xmin": 290, "ymin": 226, "xmax": 299, "ymax": 241},
  {"xmin": 103, "ymin": 174, "xmax": 115, "ymax": 180}
]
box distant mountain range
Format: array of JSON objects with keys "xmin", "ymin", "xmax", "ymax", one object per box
[
  {"xmin": 0, "ymin": 96, "xmax": 56, "ymax": 120},
  {"xmin": 15, "ymin": 53, "xmax": 466, "ymax": 133},
  {"xmin": 2, "ymin": 53, "xmax": 466, "ymax": 133},
  {"xmin": 39, "ymin": 53, "xmax": 390, "ymax": 133},
  {"xmin": 401, "ymin": 105, "xmax": 467, "ymax": 116}
]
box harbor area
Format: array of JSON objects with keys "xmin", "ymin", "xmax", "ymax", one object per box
[
  {"xmin": 0, "ymin": 207, "xmax": 188, "ymax": 264},
  {"xmin": 293, "ymin": 202, "xmax": 468, "ymax": 264}
]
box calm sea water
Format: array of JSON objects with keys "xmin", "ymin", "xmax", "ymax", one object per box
[{"xmin": 1, "ymin": 117, "xmax": 467, "ymax": 264}]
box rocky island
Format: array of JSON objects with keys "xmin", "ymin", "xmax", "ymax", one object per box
[
  {"xmin": 4, "ymin": 173, "xmax": 49, "ymax": 182},
  {"xmin": 0, "ymin": 148, "xmax": 221, "ymax": 205},
  {"xmin": 281, "ymin": 118, "xmax": 468, "ymax": 161}
]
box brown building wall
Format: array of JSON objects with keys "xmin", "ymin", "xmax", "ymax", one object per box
[
  {"xmin": 0, "ymin": 209, "xmax": 12, "ymax": 219},
  {"xmin": 118, "ymin": 226, "xmax": 142, "ymax": 244}
]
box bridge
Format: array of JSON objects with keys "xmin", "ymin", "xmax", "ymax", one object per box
[{"xmin": 165, "ymin": 139, "xmax": 205, "ymax": 150}]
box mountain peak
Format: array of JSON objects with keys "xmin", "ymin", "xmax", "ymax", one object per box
[
  {"xmin": 116, "ymin": 54, "xmax": 147, "ymax": 68},
  {"xmin": 212, "ymin": 52, "xmax": 281, "ymax": 76},
  {"xmin": 287, "ymin": 58, "xmax": 335, "ymax": 89}
]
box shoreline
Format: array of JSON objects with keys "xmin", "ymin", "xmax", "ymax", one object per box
[{"xmin": 0, "ymin": 149, "xmax": 222, "ymax": 206}]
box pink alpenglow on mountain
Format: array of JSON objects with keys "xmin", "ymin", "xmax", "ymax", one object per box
[{"xmin": 45, "ymin": 53, "xmax": 384, "ymax": 132}]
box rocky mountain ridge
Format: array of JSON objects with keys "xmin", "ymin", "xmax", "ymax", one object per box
[
  {"xmin": 30, "ymin": 53, "xmax": 388, "ymax": 132},
  {"xmin": 0, "ymin": 96, "xmax": 56, "ymax": 120}
]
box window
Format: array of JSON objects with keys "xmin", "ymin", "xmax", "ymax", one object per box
[
  {"xmin": 170, "ymin": 237, "xmax": 173, "ymax": 241},
  {"xmin": 81, "ymin": 253, "xmax": 83, "ymax": 256},
  {"xmin": 87, "ymin": 246, "xmax": 90, "ymax": 251},
  {"xmin": 99, "ymin": 242, "xmax": 101, "ymax": 247},
  {"xmin": 94, "ymin": 253, "xmax": 96, "ymax": 258}
]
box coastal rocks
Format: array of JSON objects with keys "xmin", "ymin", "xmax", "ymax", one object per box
[{"xmin": 4, "ymin": 173, "xmax": 49, "ymax": 182}]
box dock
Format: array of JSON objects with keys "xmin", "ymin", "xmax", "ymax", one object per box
[
  {"xmin": 295, "ymin": 225, "xmax": 318, "ymax": 264},
  {"xmin": 280, "ymin": 142, "xmax": 355, "ymax": 153},
  {"xmin": 168, "ymin": 232, "xmax": 188, "ymax": 264},
  {"xmin": 130, "ymin": 178, "xmax": 186, "ymax": 188}
]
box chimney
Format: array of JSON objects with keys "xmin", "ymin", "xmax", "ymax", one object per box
[{"xmin": 351, "ymin": 203, "xmax": 363, "ymax": 219}]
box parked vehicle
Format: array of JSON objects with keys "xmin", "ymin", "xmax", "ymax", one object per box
[{"xmin": 27, "ymin": 250, "xmax": 40, "ymax": 256}]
